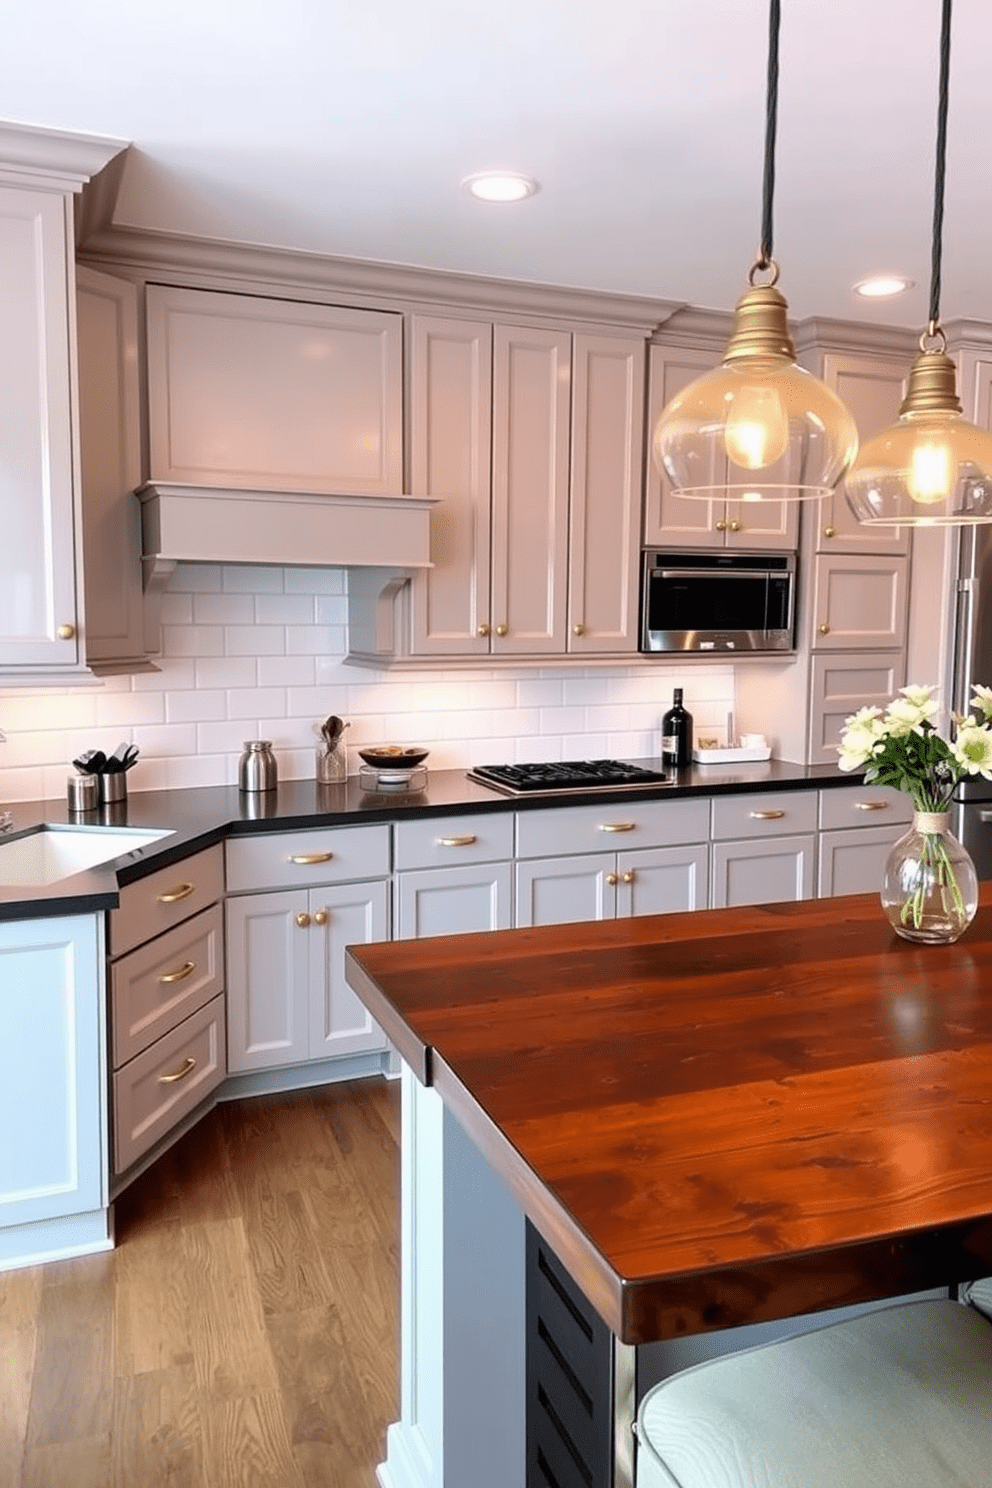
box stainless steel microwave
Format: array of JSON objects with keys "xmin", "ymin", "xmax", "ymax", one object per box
[{"xmin": 640, "ymin": 550, "xmax": 796, "ymax": 653}]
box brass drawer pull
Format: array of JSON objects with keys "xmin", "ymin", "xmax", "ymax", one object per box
[
  {"xmin": 159, "ymin": 960, "xmax": 196, "ymax": 985},
  {"xmin": 855, "ymin": 800, "xmax": 887, "ymax": 811},
  {"xmin": 289, "ymin": 851, "xmax": 334, "ymax": 865},
  {"xmin": 598, "ymin": 822, "xmax": 636, "ymax": 833},
  {"xmin": 749, "ymin": 809, "xmax": 785, "ymax": 820},
  {"xmin": 158, "ymin": 1056, "xmax": 196, "ymax": 1085},
  {"xmin": 437, "ymin": 835, "xmax": 477, "ymax": 847},
  {"xmin": 157, "ymin": 882, "xmax": 195, "ymax": 904}
]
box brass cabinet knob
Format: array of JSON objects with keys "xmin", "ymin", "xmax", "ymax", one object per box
[
  {"xmin": 818, "ymin": 622, "xmax": 831, "ymax": 635},
  {"xmin": 714, "ymin": 519, "xmax": 727, "ymax": 532},
  {"xmin": 295, "ymin": 912, "xmax": 311, "ymax": 928},
  {"xmin": 477, "ymin": 623, "xmax": 491, "ymax": 637},
  {"xmin": 313, "ymin": 909, "xmax": 328, "ymax": 926},
  {"xmin": 57, "ymin": 622, "xmax": 75, "ymax": 640},
  {"xmin": 573, "ymin": 623, "xmax": 586, "ymax": 636},
  {"xmin": 605, "ymin": 872, "xmax": 619, "ymax": 886},
  {"xmin": 495, "ymin": 623, "xmax": 509, "ymax": 637},
  {"xmin": 729, "ymin": 520, "xmax": 741, "ymax": 532},
  {"xmin": 621, "ymin": 870, "xmax": 635, "ymax": 884},
  {"xmin": 823, "ymin": 525, "xmax": 837, "ymax": 539}
]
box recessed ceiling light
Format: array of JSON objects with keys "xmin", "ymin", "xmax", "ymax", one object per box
[
  {"xmin": 853, "ymin": 275, "xmax": 915, "ymax": 299},
  {"xmin": 462, "ymin": 172, "xmax": 540, "ymax": 203}
]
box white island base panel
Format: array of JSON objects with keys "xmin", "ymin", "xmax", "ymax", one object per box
[
  {"xmin": 382, "ymin": 1063, "xmax": 951, "ymax": 1488},
  {"xmin": 0, "ymin": 1206, "xmax": 113, "ymax": 1272}
]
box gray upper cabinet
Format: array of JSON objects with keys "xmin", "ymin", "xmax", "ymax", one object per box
[
  {"xmin": 403, "ymin": 313, "xmax": 645, "ymax": 662},
  {"xmin": 643, "ymin": 342, "xmax": 799, "ymax": 551},
  {"xmin": 145, "ymin": 284, "xmax": 404, "ymax": 494}
]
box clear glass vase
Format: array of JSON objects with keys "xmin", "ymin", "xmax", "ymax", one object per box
[{"xmin": 881, "ymin": 811, "xmax": 978, "ymax": 944}]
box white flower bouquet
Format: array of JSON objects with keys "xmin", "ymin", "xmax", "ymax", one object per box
[{"xmin": 837, "ymin": 684, "xmax": 992, "ymax": 938}]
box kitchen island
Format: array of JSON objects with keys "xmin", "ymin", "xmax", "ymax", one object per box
[{"xmin": 345, "ymin": 888, "xmax": 992, "ymax": 1488}]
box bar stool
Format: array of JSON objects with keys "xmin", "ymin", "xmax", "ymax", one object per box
[{"xmin": 635, "ymin": 1279, "xmax": 992, "ymax": 1488}]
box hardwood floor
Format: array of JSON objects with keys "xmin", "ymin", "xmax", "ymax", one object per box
[{"xmin": 0, "ymin": 1077, "xmax": 400, "ymax": 1488}]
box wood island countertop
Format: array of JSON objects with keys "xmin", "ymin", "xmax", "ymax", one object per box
[{"xmin": 346, "ymin": 888, "xmax": 992, "ymax": 1345}]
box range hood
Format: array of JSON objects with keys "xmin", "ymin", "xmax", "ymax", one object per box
[{"xmin": 136, "ymin": 482, "xmax": 436, "ymax": 591}]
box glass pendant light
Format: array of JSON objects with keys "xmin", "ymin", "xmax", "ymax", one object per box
[
  {"xmin": 653, "ymin": 0, "xmax": 858, "ymax": 503},
  {"xmin": 846, "ymin": 0, "xmax": 992, "ymax": 526}
]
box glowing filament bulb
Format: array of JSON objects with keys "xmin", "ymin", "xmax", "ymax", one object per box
[
  {"xmin": 908, "ymin": 440, "xmax": 954, "ymax": 505},
  {"xmin": 724, "ymin": 384, "xmax": 790, "ymax": 470}
]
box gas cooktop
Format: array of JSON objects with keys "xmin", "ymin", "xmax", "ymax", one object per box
[{"xmin": 467, "ymin": 760, "xmax": 672, "ymax": 796}]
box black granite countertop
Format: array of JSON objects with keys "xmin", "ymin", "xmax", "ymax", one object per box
[{"xmin": 0, "ymin": 757, "xmax": 853, "ymax": 922}]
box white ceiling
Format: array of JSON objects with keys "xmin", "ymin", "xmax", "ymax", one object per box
[{"xmin": 5, "ymin": 0, "xmax": 992, "ymax": 327}]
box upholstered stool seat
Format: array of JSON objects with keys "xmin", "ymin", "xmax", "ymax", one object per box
[{"xmin": 636, "ymin": 1284, "xmax": 992, "ymax": 1488}]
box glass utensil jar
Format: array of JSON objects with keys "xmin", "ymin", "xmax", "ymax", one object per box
[
  {"xmin": 316, "ymin": 739, "xmax": 347, "ymax": 783},
  {"xmin": 239, "ymin": 740, "xmax": 277, "ymax": 792}
]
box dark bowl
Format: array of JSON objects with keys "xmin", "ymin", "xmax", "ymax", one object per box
[{"xmin": 358, "ymin": 745, "xmax": 430, "ymax": 770}]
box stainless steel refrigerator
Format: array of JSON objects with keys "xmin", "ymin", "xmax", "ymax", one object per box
[{"xmin": 951, "ymin": 526, "xmax": 992, "ymax": 878}]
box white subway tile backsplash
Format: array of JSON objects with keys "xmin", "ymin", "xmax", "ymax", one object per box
[
  {"xmin": 193, "ymin": 592, "xmax": 255, "ymax": 625},
  {"xmin": 224, "ymin": 625, "xmax": 286, "ymax": 656},
  {"xmin": 197, "ymin": 656, "xmax": 256, "ymax": 689},
  {"xmin": 0, "ymin": 564, "xmax": 740, "ymax": 802},
  {"xmin": 255, "ymin": 594, "xmax": 317, "ymax": 625}
]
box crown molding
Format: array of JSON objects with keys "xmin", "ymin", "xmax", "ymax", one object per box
[
  {"xmin": 649, "ymin": 304, "xmax": 731, "ymax": 350},
  {"xmin": 793, "ymin": 316, "xmax": 918, "ymax": 359},
  {"xmin": 942, "ymin": 318, "xmax": 992, "ymax": 353},
  {"xmin": 78, "ymin": 221, "xmax": 678, "ymax": 331},
  {"xmin": 0, "ymin": 121, "xmax": 126, "ymax": 193}
]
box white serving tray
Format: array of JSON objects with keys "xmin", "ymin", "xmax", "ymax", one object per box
[{"xmin": 691, "ymin": 745, "xmax": 772, "ymax": 764}]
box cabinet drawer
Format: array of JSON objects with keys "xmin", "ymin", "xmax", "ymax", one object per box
[
  {"xmin": 818, "ymin": 784, "xmax": 914, "ymax": 832},
  {"xmin": 110, "ymin": 844, "xmax": 224, "ymax": 957},
  {"xmin": 711, "ymin": 790, "xmax": 818, "ymax": 840},
  {"xmin": 226, "ymin": 824, "xmax": 390, "ymax": 893},
  {"xmin": 113, "ymin": 992, "xmax": 226, "ymax": 1175},
  {"xmin": 111, "ymin": 903, "xmax": 223, "ymax": 1068},
  {"xmin": 515, "ymin": 796, "xmax": 709, "ymax": 860},
  {"xmin": 394, "ymin": 812, "xmax": 514, "ymax": 871}
]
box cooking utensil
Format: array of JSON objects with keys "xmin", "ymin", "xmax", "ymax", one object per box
[
  {"xmin": 358, "ymin": 745, "xmax": 429, "ymax": 770},
  {"xmin": 73, "ymin": 749, "xmax": 106, "ymax": 775},
  {"xmin": 320, "ymin": 715, "xmax": 348, "ymax": 745}
]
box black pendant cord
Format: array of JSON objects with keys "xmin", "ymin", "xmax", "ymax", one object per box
[
  {"xmin": 757, "ymin": 0, "xmax": 781, "ymax": 270},
  {"xmin": 929, "ymin": 0, "xmax": 953, "ymax": 331}
]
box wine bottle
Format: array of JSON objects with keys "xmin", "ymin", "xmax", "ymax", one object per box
[{"xmin": 661, "ymin": 688, "xmax": 693, "ymax": 769}]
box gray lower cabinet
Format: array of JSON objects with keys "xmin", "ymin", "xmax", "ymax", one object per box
[
  {"xmin": 109, "ymin": 844, "xmax": 226, "ymax": 1176},
  {"xmin": 710, "ymin": 790, "xmax": 818, "ymax": 908},
  {"xmin": 816, "ymin": 784, "xmax": 914, "ymax": 897},
  {"xmin": 394, "ymin": 812, "xmax": 514, "ymax": 937},
  {"xmin": 225, "ymin": 825, "xmax": 391, "ymax": 1073},
  {"xmin": 514, "ymin": 797, "xmax": 710, "ymax": 928}
]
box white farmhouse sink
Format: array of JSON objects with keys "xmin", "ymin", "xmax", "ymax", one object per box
[{"xmin": 0, "ymin": 824, "xmax": 175, "ymax": 888}]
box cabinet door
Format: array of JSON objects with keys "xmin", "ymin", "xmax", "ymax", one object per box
[
  {"xmin": 568, "ymin": 332, "xmax": 645, "ymax": 653},
  {"xmin": 225, "ymin": 890, "xmax": 309, "ymax": 1072},
  {"xmin": 146, "ymin": 285, "xmax": 403, "ymax": 494},
  {"xmin": 724, "ymin": 495, "xmax": 799, "ymax": 551},
  {"xmin": 0, "ymin": 914, "xmax": 104, "ymax": 1228},
  {"xmin": 0, "ymin": 187, "xmax": 79, "ymax": 669},
  {"xmin": 395, "ymin": 863, "xmax": 513, "ymax": 939},
  {"xmin": 515, "ymin": 854, "xmax": 617, "ymax": 927},
  {"xmin": 491, "ymin": 325, "xmax": 571, "ymax": 653},
  {"xmin": 76, "ymin": 266, "xmax": 145, "ymax": 671},
  {"xmin": 617, "ymin": 844, "xmax": 710, "ymax": 917},
  {"xmin": 810, "ymin": 554, "xmax": 909, "ymax": 651},
  {"xmin": 644, "ymin": 344, "xmax": 723, "ymax": 547},
  {"xmin": 408, "ymin": 314, "xmax": 493, "ymax": 656},
  {"xmin": 808, "ymin": 652, "xmax": 905, "ymax": 765},
  {"xmin": 818, "ymin": 825, "xmax": 905, "ymax": 898},
  {"xmin": 711, "ymin": 835, "xmax": 816, "ymax": 908},
  {"xmin": 813, "ymin": 353, "xmax": 910, "ymax": 555},
  {"xmin": 309, "ymin": 880, "xmax": 389, "ymax": 1060}
]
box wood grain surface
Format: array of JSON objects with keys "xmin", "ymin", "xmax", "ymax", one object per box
[
  {"xmin": 0, "ymin": 1078, "xmax": 398, "ymax": 1488},
  {"xmin": 346, "ymin": 888, "xmax": 992, "ymax": 1343}
]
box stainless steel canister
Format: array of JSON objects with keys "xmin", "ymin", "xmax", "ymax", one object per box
[{"xmin": 238, "ymin": 740, "xmax": 278, "ymax": 792}]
